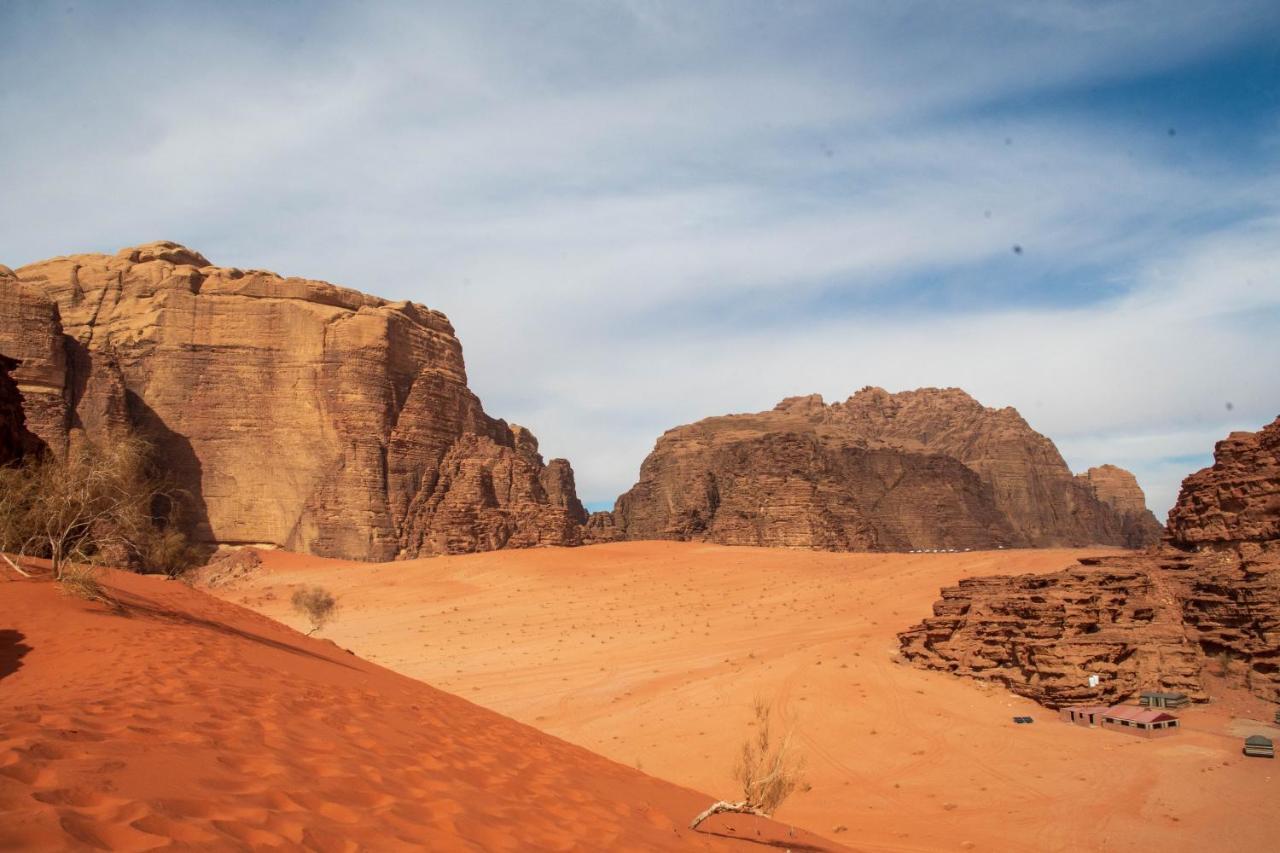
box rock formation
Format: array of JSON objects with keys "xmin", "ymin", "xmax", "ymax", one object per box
[
  {"xmin": 900, "ymin": 415, "xmax": 1280, "ymax": 707},
  {"xmin": 1167, "ymin": 417, "xmax": 1280, "ymax": 549},
  {"xmin": 0, "ymin": 242, "xmax": 586, "ymax": 560},
  {"xmin": 599, "ymin": 387, "xmax": 1161, "ymax": 551},
  {"xmin": 1078, "ymin": 464, "xmax": 1166, "ymax": 549}
]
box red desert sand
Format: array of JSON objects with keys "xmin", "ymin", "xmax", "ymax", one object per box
[
  {"xmin": 0, "ymin": 562, "xmax": 840, "ymax": 851},
  {"xmin": 215, "ymin": 541, "xmax": 1280, "ymax": 852}
]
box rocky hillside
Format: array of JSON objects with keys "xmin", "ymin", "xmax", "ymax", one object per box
[
  {"xmin": 1167, "ymin": 417, "xmax": 1280, "ymax": 549},
  {"xmin": 596, "ymin": 387, "xmax": 1162, "ymax": 551},
  {"xmin": 899, "ymin": 415, "xmax": 1280, "ymax": 707},
  {"xmin": 0, "ymin": 242, "xmax": 586, "ymax": 560}
]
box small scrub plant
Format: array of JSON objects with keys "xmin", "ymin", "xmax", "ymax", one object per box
[
  {"xmin": 1214, "ymin": 650, "xmax": 1233, "ymax": 677},
  {"xmin": 56, "ymin": 563, "xmax": 118, "ymax": 609},
  {"xmin": 689, "ymin": 696, "xmax": 806, "ymax": 830},
  {"xmin": 292, "ymin": 585, "xmax": 338, "ymax": 635}
]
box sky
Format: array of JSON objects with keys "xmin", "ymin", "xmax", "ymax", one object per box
[{"xmin": 2, "ymin": 1, "xmax": 1278, "ymax": 517}]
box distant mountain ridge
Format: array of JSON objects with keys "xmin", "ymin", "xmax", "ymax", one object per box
[
  {"xmin": 2, "ymin": 242, "xmax": 1171, "ymax": 560},
  {"xmin": 590, "ymin": 386, "xmax": 1164, "ymax": 551}
]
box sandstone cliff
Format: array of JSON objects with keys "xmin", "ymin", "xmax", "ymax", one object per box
[
  {"xmin": 0, "ymin": 242, "xmax": 586, "ymax": 560},
  {"xmin": 1078, "ymin": 464, "xmax": 1166, "ymax": 548},
  {"xmin": 900, "ymin": 415, "xmax": 1280, "ymax": 707},
  {"xmin": 600, "ymin": 387, "xmax": 1160, "ymax": 551},
  {"xmin": 1166, "ymin": 417, "xmax": 1280, "ymax": 549}
]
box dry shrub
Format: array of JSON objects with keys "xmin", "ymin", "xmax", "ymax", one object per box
[
  {"xmin": 0, "ymin": 436, "xmax": 198, "ymax": 579},
  {"xmin": 57, "ymin": 563, "xmax": 117, "ymax": 608},
  {"xmin": 292, "ymin": 585, "xmax": 338, "ymax": 635},
  {"xmin": 690, "ymin": 696, "xmax": 806, "ymax": 830},
  {"xmin": 735, "ymin": 697, "xmax": 805, "ymax": 814}
]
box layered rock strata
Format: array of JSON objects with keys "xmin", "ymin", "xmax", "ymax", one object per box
[
  {"xmin": 899, "ymin": 415, "xmax": 1280, "ymax": 707},
  {"xmin": 1078, "ymin": 464, "xmax": 1166, "ymax": 547},
  {"xmin": 1167, "ymin": 417, "xmax": 1280, "ymax": 549},
  {"xmin": 0, "ymin": 242, "xmax": 585, "ymax": 560},
  {"xmin": 600, "ymin": 388, "xmax": 1161, "ymax": 551}
]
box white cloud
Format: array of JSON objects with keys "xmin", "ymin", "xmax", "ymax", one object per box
[{"xmin": 1, "ymin": 1, "xmax": 1276, "ymax": 517}]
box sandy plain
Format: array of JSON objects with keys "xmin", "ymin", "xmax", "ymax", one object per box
[
  {"xmin": 217, "ymin": 541, "xmax": 1280, "ymax": 852},
  {"xmin": 0, "ymin": 561, "xmax": 836, "ymax": 851}
]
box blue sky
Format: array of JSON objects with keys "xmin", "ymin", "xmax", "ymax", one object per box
[{"xmin": 2, "ymin": 1, "xmax": 1278, "ymax": 517}]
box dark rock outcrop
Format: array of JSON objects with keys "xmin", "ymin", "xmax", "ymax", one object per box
[
  {"xmin": 599, "ymin": 387, "xmax": 1160, "ymax": 551},
  {"xmin": 900, "ymin": 415, "xmax": 1280, "ymax": 707},
  {"xmin": 0, "ymin": 242, "xmax": 586, "ymax": 560},
  {"xmin": 1167, "ymin": 417, "xmax": 1280, "ymax": 549},
  {"xmin": 0, "ymin": 354, "xmax": 44, "ymax": 466}
]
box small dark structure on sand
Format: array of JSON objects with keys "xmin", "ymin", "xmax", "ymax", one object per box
[
  {"xmin": 1243, "ymin": 736, "xmax": 1274, "ymax": 759},
  {"xmin": 1140, "ymin": 691, "xmax": 1190, "ymax": 710}
]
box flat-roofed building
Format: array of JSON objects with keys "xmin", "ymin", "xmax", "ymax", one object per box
[
  {"xmin": 1139, "ymin": 691, "xmax": 1190, "ymax": 710},
  {"xmin": 1058, "ymin": 705, "xmax": 1111, "ymax": 727},
  {"xmin": 1099, "ymin": 705, "xmax": 1180, "ymax": 739}
]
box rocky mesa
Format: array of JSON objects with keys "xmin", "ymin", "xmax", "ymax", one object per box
[
  {"xmin": 899, "ymin": 415, "xmax": 1280, "ymax": 708},
  {"xmin": 0, "ymin": 242, "xmax": 586, "ymax": 560},
  {"xmin": 596, "ymin": 387, "xmax": 1163, "ymax": 551}
]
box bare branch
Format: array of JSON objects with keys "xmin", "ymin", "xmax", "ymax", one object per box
[{"xmin": 1, "ymin": 552, "xmax": 32, "ymax": 578}]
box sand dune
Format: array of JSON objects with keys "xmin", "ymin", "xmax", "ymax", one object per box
[
  {"xmin": 0, "ymin": 564, "xmax": 839, "ymax": 851},
  {"xmin": 215, "ymin": 542, "xmax": 1280, "ymax": 852}
]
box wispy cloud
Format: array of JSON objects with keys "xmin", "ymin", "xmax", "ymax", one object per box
[{"xmin": 2, "ymin": 1, "xmax": 1277, "ymax": 518}]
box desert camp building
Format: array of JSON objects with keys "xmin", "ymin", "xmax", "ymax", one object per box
[
  {"xmin": 1139, "ymin": 691, "xmax": 1190, "ymax": 710},
  {"xmin": 1059, "ymin": 705, "xmax": 1110, "ymax": 728},
  {"xmin": 1059, "ymin": 704, "xmax": 1180, "ymax": 739}
]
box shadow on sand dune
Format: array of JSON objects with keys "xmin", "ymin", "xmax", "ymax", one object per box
[
  {"xmin": 0, "ymin": 629, "xmax": 32, "ymax": 682},
  {"xmin": 695, "ymin": 827, "xmax": 831, "ymax": 851},
  {"xmin": 97, "ymin": 592, "xmax": 363, "ymax": 673}
]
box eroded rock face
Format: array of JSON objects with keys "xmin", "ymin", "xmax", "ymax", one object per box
[
  {"xmin": 601, "ymin": 387, "xmax": 1160, "ymax": 551},
  {"xmin": 1167, "ymin": 417, "xmax": 1280, "ymax": 549},
  {"xmin": 0, "ymin": 242, "xmax": 585, "ymax": 560},
  {"xmin": 0, "ymin": 268, "xmax": 72, "ymax": 456},
  {"xmin": 1079, "ymin": 464, "xmax": 1166, "ymax": 548},
  {"xmin": 899, "ymin": 549, "xmax": 1280, "ymax": 707},
  {"xmin": 898, "ymin": 553, "xmax": 1203, "ymax": 707},
  {"xmin": 900, "ymin": 416, "xmax": 1280, "ymax": 707}
]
